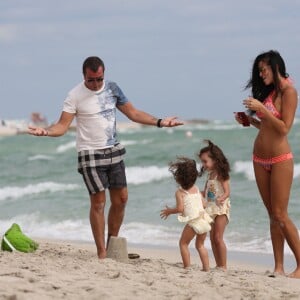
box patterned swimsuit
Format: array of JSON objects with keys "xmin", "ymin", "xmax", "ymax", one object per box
[
  {"xmin": 177, "ymin": 187, "xmax": 213, "ymax": 234},
  {"xmin": 253, "ymin": 90, "xmax": 293, "ymax": 171},
  {"xmin": 205, "ymin": 174, "xmax": 230, "ymax": 221}
]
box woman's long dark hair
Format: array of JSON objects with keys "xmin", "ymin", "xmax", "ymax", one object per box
[
  {"xmin": 198, "ymin": 140, "xmax": 230, "ymax": 181},
  {"xmin": 245, "ymin": 50, "xmax": 289, "ymax": 102}
]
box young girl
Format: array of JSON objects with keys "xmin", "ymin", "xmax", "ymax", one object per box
[
  {"xmin": 160, "ymin": 157, "xmax": 213, "ymax": 270},
  {"xmin": 198, "ymin": 140, "xmax": 231, "ymax": 270}
]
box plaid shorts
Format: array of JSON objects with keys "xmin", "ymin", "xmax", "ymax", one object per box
[{"xmin": 78, "ymin": 143, "xmax": 127, "ymax": 194}]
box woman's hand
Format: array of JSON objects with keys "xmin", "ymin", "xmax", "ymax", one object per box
[{"xmin": 243, "ymin": 97, "xmax": 264, "ymax": 112}]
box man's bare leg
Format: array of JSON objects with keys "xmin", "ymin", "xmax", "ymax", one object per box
[
  {"xmin": 89, "ymin": 191, "xmax": 106, "ymax": 259},
  {"xmin": 107, "ymin": 187, "xmax": 128, "ymax": 246}
]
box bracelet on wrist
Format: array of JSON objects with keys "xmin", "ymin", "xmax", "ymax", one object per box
[{"xmin": 156, "ymin": 118, "xmax": 163, "ymax": 128}]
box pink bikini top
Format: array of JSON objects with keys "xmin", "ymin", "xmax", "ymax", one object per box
[
  {"xmin": 256, "ymin": 91, "xmax": 281, "ymax": 119},
  {"xmin": 256, "ymin": 78, "xmax": 294, "ymax": 120}
]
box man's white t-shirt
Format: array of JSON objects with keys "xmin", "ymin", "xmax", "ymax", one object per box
[{"xmin": 63, "ymin": 80, "xmax": 128, "ymax": 152}]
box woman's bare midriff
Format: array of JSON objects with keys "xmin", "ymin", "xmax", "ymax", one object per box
[{"xmin": 253, "ymin": 129, "xmax": 291, "ymax": 158}]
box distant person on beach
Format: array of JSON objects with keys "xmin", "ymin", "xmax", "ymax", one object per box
[
  {"xmin": 198, "ymin": 140, "xmax": 231, "ymax": 270},
  {"xmin": 235, "ymin": 50, "xmax": 300, "ymax": 278},
  {"xmin": 160, "ymin": 157, "xmax": 213, "ymax": 270},
  {"xmin": 28, "ymin": 56, "xmax": 183, "ymax": 259}
]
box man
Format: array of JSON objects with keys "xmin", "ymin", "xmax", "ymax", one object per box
[{"xmin": 28, "ymin": 56, "xmax": 183, "ymax": 259}]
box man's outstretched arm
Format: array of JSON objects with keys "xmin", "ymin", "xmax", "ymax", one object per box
[
  {"xmin": 28, "ymin": 111, "xmax": 75, "ymax": 137},
  {"xmin": 117, "ymin": 102, "xmax": 184, "ymax": 127}
]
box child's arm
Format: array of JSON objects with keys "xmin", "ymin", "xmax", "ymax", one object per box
[
  {"xmin": 201, "ymin": 196, "xmax": 208, "ymax": 208},
  {"xmin": 201, "ymin": 181, "xmax": 207, "ymax": 198},
  {"xmin": 160, "ymin": 190, "xmax": 184, "ymax": 220},
  {"xmin": 216, "ymin": 179, "xmax": 230, "ymax": 205}
]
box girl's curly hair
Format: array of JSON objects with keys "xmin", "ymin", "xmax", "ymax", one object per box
[
  {"xmin": 169, "ymin": 156, "xmax": 198, "ymax": 190},
  {"xmin": 198, "ymin": 140, "xmax": 230, "ymax": 180}
]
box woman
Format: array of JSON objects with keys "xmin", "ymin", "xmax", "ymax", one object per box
[{"xmin": 236, "ymin": 50, "xmax": 300, "ymax": 278}]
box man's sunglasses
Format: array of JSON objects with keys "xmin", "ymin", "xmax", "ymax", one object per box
[{"xmin": 86, "ymin": 77, "xmax": 104, "ymax": 83}]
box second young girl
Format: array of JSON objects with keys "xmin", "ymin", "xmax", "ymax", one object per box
[{"xmin": 198, "ymin": 140, "xmax": 231, "ymax": 270}]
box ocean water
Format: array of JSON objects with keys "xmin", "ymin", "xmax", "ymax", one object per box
[{"xmin": 1, "ymin": 120, "xmax": 300, "ymax": 255}]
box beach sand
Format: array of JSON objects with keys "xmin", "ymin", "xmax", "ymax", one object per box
[{"xmin": 1, "ymin": 239, "xmax": 300, "ymax": 300}]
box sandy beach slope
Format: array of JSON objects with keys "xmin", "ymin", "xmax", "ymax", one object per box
[{"xmin": 1, "ymin": 240, "xmax": 300, "ymax": 300}]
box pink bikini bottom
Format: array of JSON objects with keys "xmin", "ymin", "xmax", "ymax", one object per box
[{"xmin": 253, "ymin": 152, "xmax": 293, "ymax": 172}]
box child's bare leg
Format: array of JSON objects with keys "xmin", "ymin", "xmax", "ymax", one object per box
[
  {"xmin": 196, "ymin": 233, "xmax": 209, "ymax": 271},
  {"xmin": 179, "ymin": 225, "xmax": 196, "ymax": 268},
  {"xmin": 212, "ymin": 215, "xmax": 227, "ymax": 269},
  {"xmin": 209, "ymin": 226, "xmax": 218, "ymax": 266}
]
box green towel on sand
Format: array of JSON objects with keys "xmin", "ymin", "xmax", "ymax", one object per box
[{"xmin": 1, "ymin": 223, "xmax": 39, "ymax": 253}]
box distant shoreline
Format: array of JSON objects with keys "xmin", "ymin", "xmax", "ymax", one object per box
[{"xmin": 0, "ymin": 118, "xmax": 212, "ymax": 136}]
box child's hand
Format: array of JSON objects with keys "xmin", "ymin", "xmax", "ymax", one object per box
[
  {"xmin": 216, "ymin": 197, "xmax": 225, "ymax": 206},
  {"xmin": 160, "ymin": 206, "xmax": 170, "ymax": 219}
]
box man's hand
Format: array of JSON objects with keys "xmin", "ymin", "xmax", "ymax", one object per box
[
  {"xmin": 161, "ymin": 117, "xmax": 184, "ymax": 127},
  {"xmin": 28, "ymin": 126, "xmax": 48, "ymax": 136}
]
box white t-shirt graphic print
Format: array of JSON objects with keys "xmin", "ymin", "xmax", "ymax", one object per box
[{"xmin": 63, "ymin": 80, "xmax": 128, "ymax": 152}]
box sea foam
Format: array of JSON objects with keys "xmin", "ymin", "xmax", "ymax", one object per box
[
  {"xmin": 0, "ymin": 215, "xmax": 296, "ymax": 255},
  {"xmin": 56, "ymin": 141, "xmax": 76, "ymax": 153},
  {"xmin": 0, "ymin": 213, "xmax": 93, "ymax": 242},
  {"xmin": 233, "ymin": 161, "xmax": 255, "ymax": 181},
  {"xmin": 234, "ymin": 161, "xmax": 300, "ymax": 180},
  {"xmin": 0, "ymin": 182, "xmax": 80, "ymax": 202},
  {"xmin": 126, "ymin": 166, "xmax": 170, "ymax": 185},
  {"xmin": 28, "ymin": 154, "xmax": 53, "ymax": 161}
]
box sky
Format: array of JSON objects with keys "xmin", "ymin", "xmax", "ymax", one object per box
[{"xmin": 1, "ymin": 0, "xmax": 300, "ymax": 122}]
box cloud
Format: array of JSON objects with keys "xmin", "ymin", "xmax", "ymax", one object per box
[
  {"xmin": 0, "ymin": 24, "xmax": 19, "ymax": 43},
  {"xmin": 0, "ymin": 0, "xmax": 300, "ymax": 120}
]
